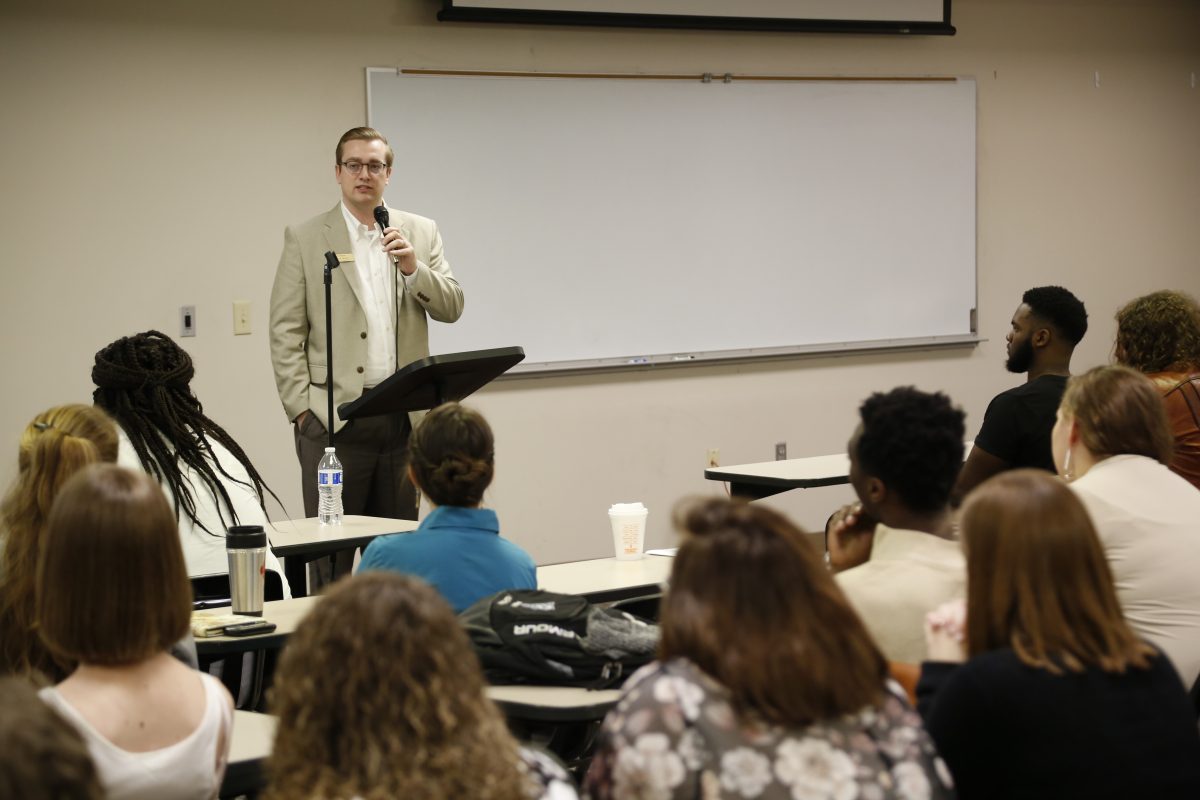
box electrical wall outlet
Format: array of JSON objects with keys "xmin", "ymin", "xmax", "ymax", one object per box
[
  {"xmin": 180, "ymin": 305, "xmax": 196, "ymax": 337},
  {"xmin": 232, "ymin": 301, "xmax": 251, "ymax": 335},
  {"xmin": 706, "ymin": 448, "xmax": 720, "ymax": 468},
  {"xmin": 775, "ymin": 441, "xmax": 787, "ymax": 461}
]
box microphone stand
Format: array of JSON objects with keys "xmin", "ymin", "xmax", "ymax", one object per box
[{"xmin": 322, "ymin": 251, "xmax": 340, "ymax": 449}]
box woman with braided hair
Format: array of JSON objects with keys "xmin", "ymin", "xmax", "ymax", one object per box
[
  {"xmin": 0, "ymin": 404, "xmax": 118, "ymax": 681},
  {"xmin": 92, "ymin": 331, "xmax": 288, "ymax": 595},
  {"xmin": 357, "ymin": 402, "xmax": 535, "ymax": 612}
]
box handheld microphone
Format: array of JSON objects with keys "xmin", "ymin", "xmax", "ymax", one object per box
[
  {"xmin": 373, "ymin": 205, "xmax": 398, "ymax": 264},
  {"xmin": 373, "ymin": 205, "xmax": 389, "ymax": 232}
]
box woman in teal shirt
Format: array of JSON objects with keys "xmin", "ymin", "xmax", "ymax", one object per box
[{"xmin": 358, "ymin": 402, "xmax": 536, "ymax": 612}]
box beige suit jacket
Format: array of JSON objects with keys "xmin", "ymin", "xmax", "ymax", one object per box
[
  {"xmin": 835, "ymin": 525, "xmax": 966, "ymax": 663},
  {"xmin": 268, "ymin": 203, "xmax": 464, "ymax": 433}
]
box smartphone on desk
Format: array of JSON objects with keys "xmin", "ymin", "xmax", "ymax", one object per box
[{"xmin": 223, "ymin": 620, "xmax": 277, "ymax": 637}]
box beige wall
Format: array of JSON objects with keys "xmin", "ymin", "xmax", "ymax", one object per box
[{"xmin": 1, "ymin": 0, "xmax": 1197, "ymax": 564}]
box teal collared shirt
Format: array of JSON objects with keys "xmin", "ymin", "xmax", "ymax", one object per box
[{"xmin": 358, "ymin": 506, "xmax": 537, "ymax": 612}]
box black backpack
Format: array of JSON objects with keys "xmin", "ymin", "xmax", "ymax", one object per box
[{"xmin": 459, "ymin": 589, "xmax": 658, "ymax": 688}]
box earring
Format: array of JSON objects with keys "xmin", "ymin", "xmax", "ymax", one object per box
[{"xmin": 1062, "ymin": 447, "xmax": 1074, "ymax": 482}]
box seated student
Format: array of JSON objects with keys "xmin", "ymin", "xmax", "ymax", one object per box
[
  {"xmin": 0, "ymin": 677, "xmax": 103, "ymax": 799},
  {"xmin": 0, "ymin": 405, "xmax": 118, "ymax": 682},
  {"xmin": 1115, "ymin": 289, "xmax": 1200, "ymax": 490},
  {"xmin": 953, "ymin": 285, "xmax": 1088, "ymax": 503},
  {"xmin": 266, "ymin": 571, "xmax": 576, "ymax": 800},
  {"xmin": 36, "ymin": 465, "xmax": 234, "ymax": 800},
  {"xmin": 826, "ymin": 387, "xmax": 966, "ymax": 662},
  {"xmin": 1052, "ymin": 364, "xmax": 1200, "ymax": 687},
  {"xmin": 584, "ymin": 498, "xmax": 952, "ymax": 800},
  {"xmin": 92, "ymin": 331, "xmax": 289, "ymax": 596},
  {"xmin": 357, "ymin": 402, "xmax": 535, "ymax": 612},
  {"xmin": 919, "ymin": 470, "xmax": 1200, "ymax": 799}
]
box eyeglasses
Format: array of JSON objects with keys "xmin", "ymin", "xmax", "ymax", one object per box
[{"xmin": 339, "ymin": 161, "xmax": 388, "ymax": 176}]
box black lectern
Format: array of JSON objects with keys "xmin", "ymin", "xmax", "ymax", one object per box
[{"xmin": 338, "ymin": 346, "xmax": 525, "ymax": 422}]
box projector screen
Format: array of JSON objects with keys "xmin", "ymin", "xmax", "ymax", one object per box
[{"xmin": 438, "ymin": 0, "xmax": 954, "ymax": 34}]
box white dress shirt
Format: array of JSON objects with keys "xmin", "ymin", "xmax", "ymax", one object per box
[
  {"xmin": 1070, "ymin": 454, "xmax": 1200, "ymax": 687},
  {"xmin": 340, "ymin": 202, "xmax": 416, "ymax": 388}
]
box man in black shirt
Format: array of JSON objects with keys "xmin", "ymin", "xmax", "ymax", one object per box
[{"xmin": 952, "ymin": 286, "xmax": 1088, "ymax": 504}]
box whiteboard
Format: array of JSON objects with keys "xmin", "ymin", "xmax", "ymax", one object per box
[{"xmin": 368, "ymin": 69, "xmax": 977, "ymax": 373}]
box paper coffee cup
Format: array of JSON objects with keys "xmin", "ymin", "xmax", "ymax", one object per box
[{"xmin": 609, "ymin": 502, "xmax": 648, "ymax": 561}]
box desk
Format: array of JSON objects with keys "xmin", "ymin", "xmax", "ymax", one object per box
[
  {"xmin": 268, "ymin": 515, "xmax": 419, "ymax": 598},
  {"xmin": 197, "ymin": 556, "xmax": 669, "ymax": 658},
  {"xmin": 706, "ymin": 441, "xmax": 974, "ymax": 500},
  {"xmin": 705, "ymin": 454, "xmax": 851, "ymax": 500},
  {"xmin": 537, "ymin": 556, "xmax": 671, "ymax": 604},
  {"xmin": 195, "ymin": 596, "xmax": 317, "ymax": 658},
  {"xmin": 223, "ymin": 710, "xmax": 277, "ymax": 798},
  {"xmin": 489, "ymin": 685, "xmax": 621, "ymax": 723}
]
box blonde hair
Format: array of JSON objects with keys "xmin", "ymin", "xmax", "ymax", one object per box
[
  {"xmin": 0, "ymin": 405, "xmax": 117, "ymax": 680},
  {"xmin": 961, "ymin": 470, "xmax": 1154, "ymax": 674},
  {"xmin": 266, "ymin": 573, "xmax": 530, "ymax": 800}
]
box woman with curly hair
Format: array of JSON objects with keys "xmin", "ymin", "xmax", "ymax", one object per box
[
  {"xmin": 357, "ymin": 402, "xmax": 535, "ymax": 612},
  {"xmin": 919, "ymin": 470, "xmax": 1200, "ymax": 799},
  {"xmin": 1115, "ymin": 289, "xmax": 1200, "ymax": 489},
  {"xmin": 584, "ymin": 497, "xmax": 952, "ymax": 800},
  {"xmin": 92, "ymin": 330, "xmax": 288, "ymax": 594},
  {"xmin": 266, "ymin": 571, "xmax": 576, "ymax": 800},
  {"xmin": 0, "ymin": 404, "xmax": 118, "ymax": 682},
  {"xmin": 1050, "ymin": 365, "xmax": 1200, "ymax": 688}
]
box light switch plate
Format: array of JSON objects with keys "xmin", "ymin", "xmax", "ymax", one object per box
[
  {"xmin": 180, "ymin": 305, "xmax": 196, "ymax": 337},
  {"xmin": 233, "ymin": 301, "xmax": 251, "ymax": 335}
]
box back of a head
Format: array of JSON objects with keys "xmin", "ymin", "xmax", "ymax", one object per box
[
  {"xmin": 855, "ymin": 386, "xmax": 965, "ymax": 513},
  {"xmin": 91, "ymin": 329, "xmax": 278, "ymax": 532},
  {"xmin": 1023, "ymin": 285, "xmax": 1089, "ymax": 347},
  {"xmin": 0, "ymin": 405, "xmax": 118, "ymax": 679},
  {"xmin": 1116, "ymin": 290, "xmax": 1200, "ymax": 374},
  {"xmin": 0, "ymin": 677, "xmax": 103, "ymax": 799},
  {"xmin": 267, "ymin": 572, "xmax": 525, "ymax": 800},
  {"xmin": 409, "ymin": 402, "xmax": 495, "ymax": 508},
  {"xmin": 960, "ymin": 470, "xmax": 1151, "ymax": 673},
  {"xmin": 36, "ymin": 464, "xmax": 191, "ymax": 668},
  {"xmin": 1059, "ymin": 365, "xmax": 1173, "ymax": 463},
  {"xmin": 662, "ymin": 497, "xmax": 886, "ymax": 725},
  {"xmin": 92, "ymin": 330, "xmax": 197, "ymax": 419},
  {"xmin": 6, "ymin": 404, "xmax": 118, "ymax": 529}
]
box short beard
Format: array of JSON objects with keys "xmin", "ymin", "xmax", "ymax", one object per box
[{"xmin": 1005, "ymin": 338, "xmax": 1034, "ymax": 374}]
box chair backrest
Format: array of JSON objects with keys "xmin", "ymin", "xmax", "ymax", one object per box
[
  {"xmin": 609, "ymin": 594, "xmax": 662, "ymax": 623},
  {"xmin": 190, "ymin": 571, "xmax": 284, "ymax": 608}
]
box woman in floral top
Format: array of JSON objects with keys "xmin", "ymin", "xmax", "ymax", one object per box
[{"xmin": 584, "ymin": 498, "xmax": 953, "ymax": 800}]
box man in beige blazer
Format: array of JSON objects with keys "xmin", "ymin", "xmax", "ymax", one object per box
[
  {"xmin": 270, "ymin": 127, "xmax": 463, "ymax": 532},
  {"xmin": 826, "ymin": 386, "xmax": 966, "ymax": 664}
]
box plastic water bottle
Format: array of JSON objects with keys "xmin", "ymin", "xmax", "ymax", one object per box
[{"xmin": 317, "ymin": 447, "xmax": 343, "ymax": 525}]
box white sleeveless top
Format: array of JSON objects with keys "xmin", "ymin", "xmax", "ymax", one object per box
[{"xmin": 41, "ymin": 673, "xmax": 232, "ymax": 800}]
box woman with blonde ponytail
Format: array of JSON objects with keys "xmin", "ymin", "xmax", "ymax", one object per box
[
  {"xmin": 357, "ymin": 402, "xmax": 536, "ymax": 612},
  {"xmin": 0, "ymin": 405, "xmax": 118, "ymax": 681}
]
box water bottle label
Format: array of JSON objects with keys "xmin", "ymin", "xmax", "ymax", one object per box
[{"xmin": 318, "ymin": 469, "xmax": 342, "ymax": 486}]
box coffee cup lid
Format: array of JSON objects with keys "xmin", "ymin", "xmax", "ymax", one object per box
[{"xmin": 226, "ymin": 525, "xmax": 267, "ymax": 549}]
